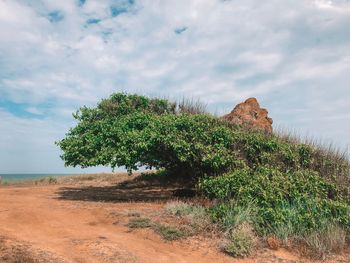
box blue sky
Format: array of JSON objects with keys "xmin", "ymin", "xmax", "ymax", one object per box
[{"xmin": 1, "ymin": 0, "xmax": 350, "ymax": 173}]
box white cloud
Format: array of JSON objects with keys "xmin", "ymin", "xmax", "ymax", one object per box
[
  {"xmin": 25, "ymin": 106, "xmax": 43, "ymax": 115},
  {"xmin": 0, "ymin": 0, "xmax": 350, "ymax": 172}
]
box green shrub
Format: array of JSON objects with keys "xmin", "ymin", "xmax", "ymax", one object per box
[
  {"xmin": 200, "ymin": 167, "xmax": 337, "ymax": 202},
  {"xmin": 201, "ymin": 167, "xmax": 350, "ymax": 235}
]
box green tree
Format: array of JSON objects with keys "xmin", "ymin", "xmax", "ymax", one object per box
[{"xmin": 56, "ymin": 93, "xmax": 241, "ymax": 177}]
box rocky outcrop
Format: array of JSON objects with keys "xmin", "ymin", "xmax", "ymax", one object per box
[{"xmin": 222, "ymin": 98, "xmax": 273, "ymax": 132}]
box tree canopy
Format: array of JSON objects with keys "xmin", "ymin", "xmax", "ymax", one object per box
[{"xmin": 56, "ymin": 93, "xmax": 241, "ymax": 177}]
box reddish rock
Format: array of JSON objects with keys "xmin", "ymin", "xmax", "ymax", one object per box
[
  {"xmin": 267, "ymin": 235, "xmax": 281, "ymax": 250},
  {"xmin": 222, "ymin": 98, "xmax": 273, "ymax": 132}
]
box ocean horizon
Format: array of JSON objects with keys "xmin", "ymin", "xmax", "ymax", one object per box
[{"xmin": 0, "ymin": 173, "xmax": 79, "ymax": 182}]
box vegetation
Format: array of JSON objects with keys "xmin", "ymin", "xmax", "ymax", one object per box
[
  {"xmin": 57, "ymin": 93, "xmax": 241, "ymax": 177},
  {"xmin": 127, "ymin": 217, "xmax": 153, "ymax": 229},
  {"xmin": 57, "ymin": 92, "xmax": 350, "ymax": 258},
  {"xmin": 152, "ymin": 223, "xmax": 187, "ymax": 241},
  {"xmin": 127, "ymin": 215, "xmax": 187, "ymax": 241},
  {"xmin": 165, "ymin": 201, "xmax": 211, "ymax": 232},
  {"xmin": 220, "ymin": 223, "xmax": 257, "ymax": 257},
  {"xmin": 305, "ymin": 224, "xmax": 347, "ymax": 258}
]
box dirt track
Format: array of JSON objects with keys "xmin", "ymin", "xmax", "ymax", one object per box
[{"xmin": 0, "ymin": 176, "xmax": 348, "ymax": 263}]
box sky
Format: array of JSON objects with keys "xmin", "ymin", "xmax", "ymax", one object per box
[{"xmin": 0, "ymin": 0, "xmax": 350, "ymax": 174}]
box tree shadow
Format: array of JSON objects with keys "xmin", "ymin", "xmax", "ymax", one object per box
[{"xmin": 55, "ymin": 174, "xmax": 196, "ymax": 203}]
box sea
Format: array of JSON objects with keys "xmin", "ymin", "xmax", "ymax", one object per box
[{"xmin": 0, "ymin": 174, "xmax": 76, "ymax": 182}]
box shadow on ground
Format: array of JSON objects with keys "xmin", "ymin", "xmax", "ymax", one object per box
[{"xmin": 55, "ymin": 175, "xmax": 196, "ymax": 203}]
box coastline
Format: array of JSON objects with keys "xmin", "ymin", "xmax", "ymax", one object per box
[{"xmin": 0, "ymin": 173, "xmax": 76, "ymax": 183}]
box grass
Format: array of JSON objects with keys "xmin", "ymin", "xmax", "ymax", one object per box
[
  {"xmin": 0, "ymin": 237, "xmax": 37, "ymax": 263},
  {"xmin": 304, "ymin": 224, "xmax": 347, "ymax": 259},
  {"xmin": 13, "ymin": 253, "xmax": 37, "ymax": 263},
  {"xmin": 0, "ymin": 172, "xmax": 140, "ymax": 188},
  {"xmin": 60, "ymin": 173, "xmax": 133, "ymax": 184},
  {"xmin": 209, "ymin": 202, "xmax": 257, "ymax": 232},
  {"xmin": 126, "ymin": 209, "xmax": 190, "ymax": 241},
  {"xmin": 162, "ymin": 199, "xmax": 350, "ymax": 259},
  {"xmin": 0, "ymin": 176, "xmax": 58, "ymax": 186},
  {"xmin": 220, "ymin": 223, "xmax": 257, "ymax": 258},
  {"xmin": 40, "ymin": 176, "xmax": 57, "ymax": 184},
  {"xmin": 177, "ymin": 97, "xmax": 208, "ymax": 115},
  {"xmin": 165, "ymin": 201, "xmax": 211, "ymax": 232},
  {"xmin": 153, "ymin": 223, "xmax": 187, "ymax": 241},
  {"xmin": 165, "ymin": 200, "xmax": 207, "ymax": 219},
  {"xmin": 127, "ymin": 217, "xmax": 153, "ymax": 229}
]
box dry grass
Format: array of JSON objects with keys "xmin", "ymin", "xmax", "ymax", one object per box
[
  {"xmin": 0, "ymin": 173, "xmax": 141, "ymax": 187},
  {"xmin": 219, "ymin": 223, "xmax": 258, "ymax": 258},
  {"xmin": 164, "ymin": 201, "xmax": 212, "ymax": 233},
  {"xmin": 177, "ymin": 97, "xmax": 208, "ymax": 115},
  {"xmin": 304, "ymin": 224, "xmax": 347, "ymax": 259},
  {"xmin": 58, "ymin": 173, "xmax": 135, "ymax": 184},
  {"xmin": 0, "ymin": 236, "xmax": 65, "ymax": 263}
]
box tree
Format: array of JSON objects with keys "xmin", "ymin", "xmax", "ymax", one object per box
[{"xmin": 56, "ymin": 93, "xmax": 240, "ymax": 177}]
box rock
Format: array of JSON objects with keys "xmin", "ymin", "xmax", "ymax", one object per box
[
  {"xmin": 266, "ymin": 235, "xmax": 281, "ymax": 250},
  {"xmin": 222, "ymin": 98, "xmax": 273, "ymax": 132}
]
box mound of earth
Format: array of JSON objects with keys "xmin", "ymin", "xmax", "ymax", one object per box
[{"xmin": 222, "ymin": 97, "xmax": 273, "ymax": 132}]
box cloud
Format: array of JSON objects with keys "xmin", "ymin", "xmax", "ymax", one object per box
[{"xmin": 0, "ymin": 0, "xmax": 350, "ymax": 172}]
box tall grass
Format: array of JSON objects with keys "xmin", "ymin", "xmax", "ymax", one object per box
[
  {"xmin": 177, "ymin": 97, "xmax": 208, "ymax": 115},
  {"xmin": 304, "ymin": 224, "xmax": 347, "ymax": 259}
]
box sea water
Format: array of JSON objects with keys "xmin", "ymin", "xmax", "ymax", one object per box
[{"xmin": 0, "ymin": 174, "xmax": 75, "ymax": 182}]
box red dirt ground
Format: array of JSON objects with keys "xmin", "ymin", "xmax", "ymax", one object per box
[{"xmin": 0, "ymin": 175, "xmax": 348, "ymax": 263}]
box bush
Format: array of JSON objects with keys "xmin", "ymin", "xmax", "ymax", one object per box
[{"xmin": 201, "ymin": 167, "xmax": 350, "ymax": 235}]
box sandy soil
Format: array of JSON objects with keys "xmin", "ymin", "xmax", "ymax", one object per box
[{"xmin": 0, "ymin": 175, "xmax": 348, "ymax": 263}]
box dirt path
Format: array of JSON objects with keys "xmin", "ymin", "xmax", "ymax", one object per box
[
  {"xmin": 0, "ymin": 184, "xmax": 227, "ymax": 263},
  {"xmin": 0, "ymin": 178, "xmax": 347, "ymax": 263}
]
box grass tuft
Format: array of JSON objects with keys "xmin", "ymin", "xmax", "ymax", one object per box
[
  {"xmin": 153, "ymin": 223, "xmax": 186, "ymax": 241},
  {"xmin": 165, "ymin": 201, "xmax": 211, "ymax": 232},
  {"xmin": 127, "ymin": 217, "xmax": 153, "ymax": 229},
  {"xmin": 305, "ymin": 224, "xmax": 347, "ymax": 259},
  {"xmin": 220, "ymin": 223, "xmax": 257, "ymax": 258},
  {"xmin": 177, "ymin": 97, "xmax": 208, "ymax": 115}
]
